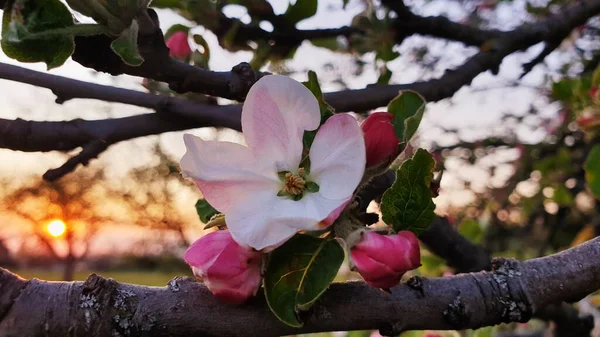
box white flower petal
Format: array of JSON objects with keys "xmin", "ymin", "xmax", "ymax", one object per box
[
  {"xmin": 242, "ymin": 75, "xmax": 321, "ymax": 172},
  {"xmin": 180, "ymin": 133, "xmax": 278, "ymax": 214},
  {"xmin": 226, "ymin": 192, "xmax": 349, "ymax": 250},
  {"xmin": 226, "ymin": 201, "xmax": 304, "ymax": 251},
  {"xmin": 309, "ymin": 113, "xmax": 366, "ymax": 199}
]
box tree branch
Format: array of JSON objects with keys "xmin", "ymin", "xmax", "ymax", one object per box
[
  {"xmin": 382, "ymin": 0, "xmax": 507, "ymax": 46},
  {"xmin": 0, "ymin": 62, "xmax": 220, "ymax": 122},
  {"xmin": 420, "ymin": 217, "xmax": 492, "ymax": 273},
  {"xmin": 42, "ymin": 139, "xmax": 109, "ymax": 181},
  {"xmin": 0, "ymin": 0, "xmax": 597, "ymax": 180},
  {"xmin": 0, "ymin": 238, "xmax": 598, "ymax": 336},
  {"xmin": 72, "ymin": 0, "xmax": 596, "ymax": 103}
]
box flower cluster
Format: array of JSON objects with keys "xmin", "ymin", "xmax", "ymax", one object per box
[{"xmin": 181, "ymin": 75, "xmax": 421, "ymax": 304}]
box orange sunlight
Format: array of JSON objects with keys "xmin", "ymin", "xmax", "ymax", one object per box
[{"xmin": 46, "ymin": 219, "xmax": 67, "ymax": 238}]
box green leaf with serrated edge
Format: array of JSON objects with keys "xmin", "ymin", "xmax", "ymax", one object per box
[
  {"xmin": 585, "ymin": 144, "xmax": 600, "ymax": 199},
  {"xmin": 387, "ymin": 91, "xmax": 426, "ymax": 143},
  {"xmin": 195, "ymin": 199, "xmax": 218, "ymax": 223},
  {"xmin": 110, "ymin": 20, "xmax": 144, "ymax": 66},
  {"xmin": 302, "ymin": 71, "xmax": 335, "ymax": 149},
  {"xmin": 264, "ymin": 235, "xmax": 344, "ymax": 327},
  {"xmin": 1, "ymin": 0, "xmax": 74, "ymax": 69},
  {"xmin": 284, "ymin": 0, "xmax": 318, "ymax": 24},
  {"xmin": 380, "ymin": 149, "xmax": 436, "ymax": 235}
]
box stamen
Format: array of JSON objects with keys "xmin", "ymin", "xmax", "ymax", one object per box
[{"xmin": 283, "ymin": 173, "xmax": 306, "ymax": 196}]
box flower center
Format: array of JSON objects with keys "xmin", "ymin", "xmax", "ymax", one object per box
[
  {"xmin": 283, "ymin": 173, "xmax": 306, "ymax": 196},
  {"xmin": 277, "ymin": 167, "xmax": 319, "ymax": 201}
]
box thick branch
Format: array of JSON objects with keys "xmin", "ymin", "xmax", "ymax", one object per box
[
  {"xmin": 0, "ymin": 107, "xmax": 240, "ymax": 153},
  {"xmin": 0, "ymin": 238, "xmax": 598, "ymax": 336},
  {"xmin": 0, "ymin": 62, "xmax": 219, "ymax": 122}
]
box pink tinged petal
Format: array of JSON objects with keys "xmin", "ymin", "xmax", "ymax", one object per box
[
  {"xmin": 186, "ymin": 231, "xmax": 262, "ymax": 304},
  {"xmin": 180, "ymin": 134, "xmax": 278, "ymax": 214},
  {"xmin": 351, "ymin": 250, "xmax": 401, "ymax": 288},
  {"xmin": 350, "ymin": 231, "xmax": 421, "ymax": 289},
  {"xmin": 309, "ymin": 113, "xmax": 366, "ymax": 200},
  {"xmin": 361, "ymin": 112, "xmax": 399, "ymax": 167},
  {"xmin": 396, "ymin": 231, "xmax": 421, "ymax": 268},
  {"xmin": 318, "ymin": 198, "xmax": 350, "ymax": 228},
  {"xmin": 242, "ymin": 75, "xmax": 321, "ymax": 171},
  {"xmin": 166, "ymin": 31, "xmax": 192, "ymax": 60},
  {"xmin": 184, "ymin": 231, "xmax": 232, "ymax": 268}
]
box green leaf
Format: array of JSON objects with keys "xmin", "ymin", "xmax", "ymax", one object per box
[
  {"xmin": 195, "ymin": 199, "xmax": 219, "ymax": 223},
  {"xmin": 458, "ymin": 219, "xmax": 483, "ymax": 244},
  {"xmin": 264, "ymin": 235, "xmax": 344, "ymax": 327},
  {"xmin": 284, "ymin": 0, "xmax": 318, "ymax": 24},
  {"xmin": 585, "ymin": 144, "xmax": 600, "ymax": 199},
  {"xmin": 110, "ymin": 20, "xmax": 144, "ymax": 66},
  {"xmin": 376, "ymin": 44, "xmax": 399, "ymax": 62},
  {"xmin": 305, "ymin": 181, "xmax": 320, "ymax": 193},
  {"xmin": 310, "ymin": 37, "xmax": 339, "ymax": 51},
  {"xmin": 377, "ymin": 66, "xmax": 392, "ymax": 85},
  {"xmin": 380, "ymin": 149, "xmax": 436, "ymax": 235},
  {"xmin": 150, "ymin": 0, "xmax": 187, "ymax": 8},
  {"xmin": 387, "ymin": 91, "xmax": 427, "ymax": 143},
  {"xmin": 1, "ymin": 0, "xmax": 74, "ymax": 69},
  {"xmin": 552, "ymin": 184, "xmax": 574, "ymax": 206},
  {"xmin": 302, "ymin": 70, "xmax": 335, "ymax": 149}
]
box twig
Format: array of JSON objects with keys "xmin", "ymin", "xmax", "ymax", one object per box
[{"xmin": 42, "ymin": 140, "xmax": 108, "ymax": 181}]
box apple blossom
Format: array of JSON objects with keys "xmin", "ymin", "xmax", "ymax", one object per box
[
  {"xmin": 166, "ymin": 31, "xmax": 192, "ymax": 60},
  {"xmin": 361, "ymin": 112, "xmax": 399, "ymax": 167},
  {"xmin": 184, "ymin": 230, "xmax": 262, "ymax": 304},
  {"xmin": 350, "ymin": 231, "xmax": 421, "ymax": 289},
  {"xmin": 180, "ymin": 75, "xmax": 366, "ymax": 250}
]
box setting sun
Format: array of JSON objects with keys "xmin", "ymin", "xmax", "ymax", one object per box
[{"xmin": 46, "ymin": 220, "xmax": 66, "ymax": 238}]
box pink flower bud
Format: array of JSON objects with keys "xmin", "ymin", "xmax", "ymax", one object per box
[
  {"xmin": 184, "ymin": 230, "xmax": 262, "ymax": 304},
  {"xmin": 361, "ymin": 112, "xmax": 400, "ymax": 167},
  {"xmin": 166, "ymin": 31, "xmax": 192, "ymax": 60},
  {"xmin": 350, "ymin": 231, "xmax": 421, "ymax": 289}
]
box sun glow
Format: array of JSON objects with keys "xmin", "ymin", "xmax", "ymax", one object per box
[{"xmin": 46, "ymin": 219, "xmax": 67, "ymax": 238}]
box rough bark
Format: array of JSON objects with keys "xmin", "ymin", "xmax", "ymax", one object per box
[{"xmin": 0, "ymin": 238, "xmax": 598, "ymax": 337}]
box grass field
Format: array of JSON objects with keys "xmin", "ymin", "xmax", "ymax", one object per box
[{"xmin": 11, "ymin": 269, "xmax": 192, "ymax": 286}]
